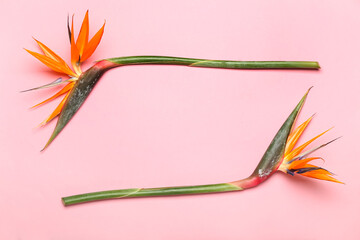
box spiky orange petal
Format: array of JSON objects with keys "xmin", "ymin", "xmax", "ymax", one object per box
[
  {"xmin": 33, "ymin": 39, "xmax": 64, "ymax": 62},
  {"xmin": 285, "ymin": 116, "xmax": 313, "ymax": 156},
  {"xmin": 33, "ymin": 39, "xmax": 75, "ymax": 76},
  {"xmin": 289, "ymin": 157, "xmax": 321, "ymax": 169},
  {"xmin": 76, "ymin": 10, "xmax": 89, "ymax": 57},
  {"xmin": 40, "ymin": 90, "xmax": 71, "ymax": 126},
  {"xmin": 34, "ymin": 39, "xmax": 76, "ymax": 77},
  {"xmin": 31, "ymin": 82, "xmax": 75, "ymax": 108},
  {"xmin": 301, "ymin": 171, "xmax": 343, "ymax": 184},
  {"xmin": 25, "ymin": 49, "xmax": 75, "ymax": 76},
  {"xmin": 285, "ymin": 128, "xmax": 332, "ymax": 161},
  {"xmin": 81, "ymin": 21, "xmax": 105, "ymax": 62}
]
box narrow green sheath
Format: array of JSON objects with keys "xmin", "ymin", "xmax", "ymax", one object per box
[
  {"xmin": 62, "ymin": 183, "xmax": 242, "ymax": 206},
  {"xmin": 106, "ymin": 56, "xmax": 320, "ymax": 69}
]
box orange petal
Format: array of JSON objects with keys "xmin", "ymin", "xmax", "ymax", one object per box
[
  {"xmin": 70, "ymin": 15, "xmax": 81, "ymax": 75},
  {"xmin": 31, "ymin": 39, "xmax": 75, "ymax": 76},
  {"xmin": 25, "ymin": 49, "xmax": 75, "ymax": 76},
  {"xmin": 303, "ymin": 167, "xmax": 332, "ymax": 175},
  {"xmin": 285, "ymin": 128, "xmax": 332, "ymax": 161},
  {"xmin": 76, "ymin": 10, "xmax": 89, "ymax": 57},
  {"xmin": 40, "ymin": 90, "xmax": 71, "ymax": 126},
  {"xmin": 81, "ymin": 21, "xmax": 105, "ymax": 62},
  {"xmin": 31, "ymin": 82, "xmax": 75, "ymax": 108},
  {"xmin": 33, "ymin": 39, "xmax": 62, "ymax": 61},
  {"xmin": 285, "ymin": 116, "xmax": 313, "ymax": 156},
  {"xmin": 289, "ymin": 157, "xmax": 321, "ymax": 169},
  {"xmin": 301, "ymin": 171, "xmax": 343, "ymax": 184}
]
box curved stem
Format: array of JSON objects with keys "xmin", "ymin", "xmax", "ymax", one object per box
[
  {"xmin": 43, "ymin": 56, "xmax": 317, "ymax": 150},
  {"xmin": 61, "ymin": 90, "xmax": 310, "ymax": 206},
  {"xmin": 105, "ymin": 56, "xmax": 320, "ymax": 69},
  {"xmin": 62, "ymin": 182, "xmax": 244, "ymax": 206}
]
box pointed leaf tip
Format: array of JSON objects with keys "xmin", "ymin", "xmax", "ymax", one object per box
[
  {"xmin": 252, "ymin": 89, "xmax": 311, "ymax": 179},
  {"xmin": 43, "ymin": 65, "xmax": 106, "ymax": 149}
]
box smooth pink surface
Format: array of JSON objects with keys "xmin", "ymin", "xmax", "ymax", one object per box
[{"xmin": 1, "ymin": 0, "xmax": 359, "ymax": 239}]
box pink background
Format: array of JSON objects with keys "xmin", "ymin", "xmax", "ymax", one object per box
[{"xmin": 1, "ymin": 0, "xmax": 359, "ymax": 239}]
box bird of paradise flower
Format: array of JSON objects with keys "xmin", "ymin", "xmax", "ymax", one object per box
[
  {"xmin": 25, "ymin": 11, "xmax": 321, "ymax": 150},
  {"xmin": 62, "ymin": 89, "xmax": 343, "ymax": 206},
  {"xmin": 24, "ymin": 11, "xmax": 104, "ymax": 128}
]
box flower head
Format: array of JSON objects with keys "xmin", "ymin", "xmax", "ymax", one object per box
[
  {"xmin": 278, "ymin": 115, "xmax": 343, "ymax": 183},
  {"xmin": 24, "ymin": 11, "xmax": 105, "ymax": 127}
]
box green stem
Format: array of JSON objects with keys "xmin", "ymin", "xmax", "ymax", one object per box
[
  {"xmin": 62, "ymin": 183, "xmax": 243, "ymax": 206},
  {"xmin": 42, "ymin": 57, "xmax": 318, "ymax": 150},
  {"xmin": 105, "ymin": 56, "xmax": 320, "ymax": 69},
  {"xmin": 61, "ymin": 90, "xmax": 310, "ymax": 206}
]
